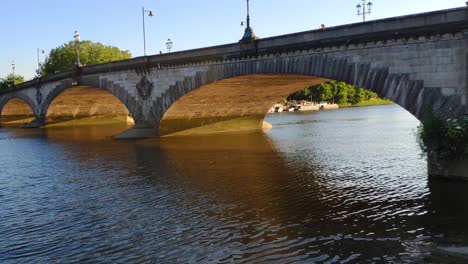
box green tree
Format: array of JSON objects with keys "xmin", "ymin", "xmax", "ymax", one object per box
[
  {"xmin": 334, "ymin": 82, "xmax": 350, "ymax": 104},
  {"xmin": 279, "ymin": 82, "xmax": 387, "ymax": 106},
  {"xmin": 0, "ymin": 74, "xmax": 25, "ymax": 90},
  {"xmin": 318, "ymin": 82, "xmax": 333, "ymax": 102},
  {"xmin": 346, "ymin": 84, "xmax": 356, "ymax": 104},
  {"xmin": 289, "ymin": 87, "xmax": 312, "ymax": 102},
  {"xmin": 353, "ymin": 88, "xmax": 367, "ymax": 104},
  {"xmin": 329, "ymin": 81, "xmax": 338, "ymax": 103},
  {"xmin": 40, "ymin": 41, "xmax": 132, "ymax": 76},
  {"xmin": 299, "ymin": 88, "xmax": 311, "ymax": 100},
  {"xmin": 363, "ymin": 90, "xmax": 378, "ymax": 101},
  {"xmin": 310, "ymin": 85, "xmax": 322, "ymax": 102}
]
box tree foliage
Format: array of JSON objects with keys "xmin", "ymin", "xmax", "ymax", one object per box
[
  {"xmin": 0, "ymin": 74, "xmax": 25, "ymax": 91},
  {"xmin": 288, "ymin": 81, "xmax": 381, "ymax": 106},
  {"xmin": 40, "ymin": 41, "xmax": 132, "ymax": 76},
  {"xmin": 417, "ymin": 113, "xmax": 468, "ymax": 160}
]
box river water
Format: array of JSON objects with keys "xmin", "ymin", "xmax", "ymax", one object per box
[{"xmin": 1, "ymin": 104, "xmax": 468, "ymax": 263}]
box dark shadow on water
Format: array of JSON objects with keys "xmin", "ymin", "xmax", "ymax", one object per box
[{"xmin": 426, "ymin": 180, "xmax": 468, "ymax": 243}]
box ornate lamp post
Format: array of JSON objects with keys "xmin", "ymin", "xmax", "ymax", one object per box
[
  {"xmin": 142, "ymin": 7, "xmax": 154, "ymax": 56},
  {"xmin": 10, "ymin": 61, "xmax": 16, "ymax": 87},
  {"xmin": 37, "ymin": 48, "xmax": 45, "ymax": 75},
  {"xmin": 11, "ymin": 61, "xmax": 15, "ymax": 78},
  {"xmin": 356, "ymin": 0, "xmax": 373, "ymax": 22},
  {"xmin": 73, "ymin": 31, "xmax": 81, "ymax": 66},
  {"xmin": 166, "ymin": 38, "xmax": 173, "ymax": 53},
  {"xmin": 239, "ymin": 0, "xmax": 259, "ymax": 43},
  {"xmin": 8, "ymin": 60, "xmax": 16, "ymax": 87}
]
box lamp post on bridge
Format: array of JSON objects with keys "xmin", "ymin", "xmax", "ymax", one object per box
[
  {"xmin": 37, "ymin": 48, "xmax": 45, "ymax": 75},
  {"xmin": 356, "ymin": 0, "xmax": 373, "ymax": 22},
  {"xmin": 166, "ymin": 38, "xmax": 173, "ymax": 53},
  {"xmin": 11, "ymin": 61, "xmax": 15, "ymax": 79},
  {"xmin": 10, "ymin": 61, "xmax": 16, "ymax": 87},
  {"xmin": 239, "ymin": 0, "xmax": 259, "ymax": 43},
  {"xmin": 73, "ymin": 31, "xmax": 81, "ymax": 66},
  {"xmin": 142, "ymin": 7, "xmax": 155, "ymax": 56}
]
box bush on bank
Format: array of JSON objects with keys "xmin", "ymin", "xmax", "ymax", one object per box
[{"xmin": 417, "ymin": 113, "xmax": 468, "ymax": 160}]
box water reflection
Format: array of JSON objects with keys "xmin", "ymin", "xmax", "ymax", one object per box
[
  {"xmin": 426, "ymin": 180, "xmax": 468, "ymax": 242},
  {"xmin": 43, "ymin": 123, "xmax": 132, "ymax": 142},
  {"xmin": 1, "ymin": 105, "xmax": 468, "ymax": 263}
]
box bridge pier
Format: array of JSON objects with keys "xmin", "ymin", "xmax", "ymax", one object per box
[
  {"xmin": 428, "ymin": 153, "xmax": 468, "ymax": 181},
  {"xmin": 114, "ymin": 122, "xmax": 155, "ymax": 140},
  {"xmin": 21, "ymin": 117, "xmax": 45, "ymax": 129}
]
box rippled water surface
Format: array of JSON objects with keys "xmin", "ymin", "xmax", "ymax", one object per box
[{"xmin": 1, "ymin": 105, "xmax": 468, "ymax": 263}]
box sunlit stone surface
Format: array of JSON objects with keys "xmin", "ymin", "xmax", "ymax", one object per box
[
  {"xmin": 45, "ymin": 86, "xmax": 131, "ymax": 126},
  {"xmin": 159, "ymin": 74, "xmax": 327, "ymax": 136},
  {"xmin": 0, "ymin": 98, "xmax": 34, "ymax": 127}
]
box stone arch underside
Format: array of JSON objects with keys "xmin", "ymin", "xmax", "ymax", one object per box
[
  {"xmin": 151, "ymin": 55, "xmax": 464, "ymax": 136},
  {"xmin": 158, "ymin": 74, "xmax": 328, "ymax": 136},
  {"xmin": 0, "ymin": 95, "xmax": 36, "ymax": 127},
  {"xmin": 44, "ymin": 86, "xmax": 131, "ymax": 126}
]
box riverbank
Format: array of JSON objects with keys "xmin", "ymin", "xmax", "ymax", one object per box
[
  {"xmin": 269, "ymin": 103, "xmax": 338, "ymax": 113},
  {"xmin": 270, "ymin": 98, "xmax": 393, "ymax": 113},
  {"xmin": 339, "ymin": 98, "xmax": 394, "ymax": 108}
]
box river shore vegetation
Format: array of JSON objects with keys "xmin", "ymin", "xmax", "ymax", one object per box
[
  {"xmin": 0, "ymin": 74, "xmax": 25, "ymax": 91},
  {"xmin": 40, "ymin": 41, "xmax": 132, "ymax": 77},
  {"xmin": 417, "ymin": 113, "xmax": 468, "ymax": 160},
  {"xmin": 283, "ymin": 81, "xmax": 392, "ymax": 107},
  {"xmin": 1, "ymin": 41, "xmax": 131, "ymax": 91}
]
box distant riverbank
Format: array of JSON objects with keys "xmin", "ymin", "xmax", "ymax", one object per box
[
  {"xmin": 339, "ymin": 98, "xmax": 394, "ymax": 108},
  {"xmin": 270, "ymin": 98, "xmax": 393, "ymax": 113},
  {"xmin": 284, "ymin": 81, "xmax": 393, "ymax": 112}
]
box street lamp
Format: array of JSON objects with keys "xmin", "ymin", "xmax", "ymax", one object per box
[
  {"xmin": 11, "ymin": 61, "xmax": 16, "ymax": 78},
  {"xmin": 73, "ymin": 31, "xmax": 81, "ymax": 66},
  {"xmin": 356, "ymin": 0, "xmax": 373, "ymax": 22},
  {"xmin": 37, "ymin": 48, "xmax": 45, "ymax": 75},
  {"xmin": 239, "ymin": 0, "xmax": 259, "ymax": 43},
  {"xmin": 142, "ymin": 7, "xmax": 154, "ymax": 56},
  {"xmin": 8, "ymin": 60, "xmax": 16, "ymax": 87},
  {"xmin": 166, "ymin": 38, "xmax": 173, "ymax": 53}
]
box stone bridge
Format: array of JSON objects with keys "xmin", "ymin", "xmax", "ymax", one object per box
[{"xmin": 1, "ymin": 6, "xmax": 467, "ymax": 142}]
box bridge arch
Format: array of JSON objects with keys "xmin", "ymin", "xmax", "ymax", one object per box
[
  {"xmin": 0, "ymin": 94, "xmax": 36, "ymax": 127},
  {"xmin": 158, "ymin": 74, "xmax": 329, "ymax": 135},
  {"xmin": 153, "ymin": 55, "xmax": 454, "ymax": 136},
  {"xmin": 39, "ymin": 77, "xmax": 144, "ymax": 127}
]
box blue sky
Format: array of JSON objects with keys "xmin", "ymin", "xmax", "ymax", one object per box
[{"xmin": 0, "ymin": 0, "xmax": 465, "ymax": 79}]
